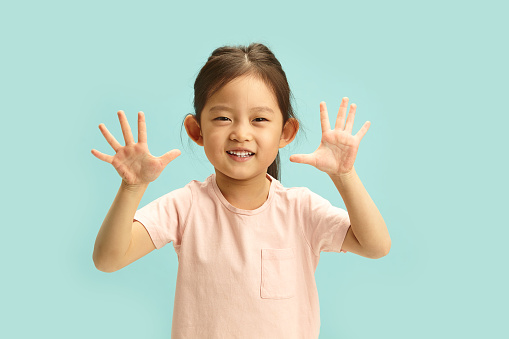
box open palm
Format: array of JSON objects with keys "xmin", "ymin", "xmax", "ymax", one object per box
[
  {"xmin": 290, "ymin": 97, "xmax": 370, "ymax": 177},
  {"xmin": 91, "ymin": 111, "xmax": 181, "ymax": 185}
]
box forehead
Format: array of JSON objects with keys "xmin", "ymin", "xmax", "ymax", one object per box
[{"xmin": 204, "ymin": 75, "xmax": 280, "ymax": 113}]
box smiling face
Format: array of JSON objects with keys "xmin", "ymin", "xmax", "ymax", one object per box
[{"xmin": 187, "ymin": 74, "xmax": 296, "ymax": 183}]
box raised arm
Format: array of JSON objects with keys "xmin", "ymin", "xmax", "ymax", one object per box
[
  {"xmin": 93, "ymin": 181, "xmax": 149, "ymax": 272},
  {"xmin": 290, "ymin": 98, "xmax": 390, "ymax": 258},
  {"xmin": 91, "ymin": 111, "xmax": 181, "ymax": 272}
]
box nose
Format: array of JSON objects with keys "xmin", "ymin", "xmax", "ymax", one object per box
[{"xmin": 229, "ymin": 120, "xmax": 253, "ymax": 142}]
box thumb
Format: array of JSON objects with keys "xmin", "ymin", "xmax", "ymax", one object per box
[
  {"xmin": 160, "ymin": 149, "xmax": 181, "ymax": 167},
  {"xmin": 289, "ymin": 154, "xmax": 315, "ymax": 166}
]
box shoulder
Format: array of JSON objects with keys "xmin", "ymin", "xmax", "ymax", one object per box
[
  {"xmin": 159, "ymin": 181, "xmax": 194, "ymax": 200},
  {"xmin": 274, "ymin": 182, "xmax": 343, "ymax": 218},
  {"xmin": 159, "ymin": 175, "xmax": 213, "ymax": 200},
  {"xmin": 271, "ymin": 181, "xmax": 316, "ymax": 209},
  {"xmin": 274, "ymin": 181, "xmax": 319, "ymax": 200},
  {"xmin": 141, "ymin": 178, "xmax": 204, "ymax": 211}
]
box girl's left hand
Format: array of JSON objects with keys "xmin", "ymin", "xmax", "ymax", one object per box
[{"xmin": 290, "ymin": 97, "xmax": 371, "ymax": 177}]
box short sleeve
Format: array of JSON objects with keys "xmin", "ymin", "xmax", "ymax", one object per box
[
  {"xmin": 301, "ymin": 188, "xmax": 351, "ymax": 256},
  {"xmin": 133, "ymin": 184, "xmax": 193, "ymax": 250}
]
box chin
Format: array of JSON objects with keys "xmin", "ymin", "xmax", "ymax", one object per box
[{"xmin": 216, "ymin": 169, "xmax": 266, "ymax": 181}]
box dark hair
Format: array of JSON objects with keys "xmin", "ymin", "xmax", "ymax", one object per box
[{"xmin": 185, "ymin": 42, "xmax": 300, "ymax": 181}]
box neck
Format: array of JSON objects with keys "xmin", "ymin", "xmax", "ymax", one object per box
[{"xmin": 214, "ymin": 170, "xmax": 272, "ymax": 210}]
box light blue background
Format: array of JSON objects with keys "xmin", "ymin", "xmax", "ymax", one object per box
[{"xmin": 1, "ymin": 0, "xmax": 507, "ymax": 338}]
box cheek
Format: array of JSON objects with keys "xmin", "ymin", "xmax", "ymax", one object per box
[
  {"xmin": 262, "ymin": 129, "xmax": 283, "ymax": 154},
  {"xmin": 203, "ymin": 133, "xmax": 223, "ymax": 154},
  {"xmin": 267, "ymin": 127, "xmax": 283, "ymax": 144}
]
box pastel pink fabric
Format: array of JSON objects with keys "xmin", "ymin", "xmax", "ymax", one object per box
[{"xmin": 134, "ymin": 173, "xmax": 350, "ymax": 338}]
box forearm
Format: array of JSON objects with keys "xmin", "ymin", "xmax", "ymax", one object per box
[
  {"xmin": 329, "ymin": 167, "xmax": 390, "ymax": 256},
  {"xmin": 93, "ymin": 180, "xmax": 148, "ymax": 271}
]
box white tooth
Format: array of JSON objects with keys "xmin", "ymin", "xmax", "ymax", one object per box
[{"xmin": 229, "ymin": 150, "xmax": 252, "ymax": 157}]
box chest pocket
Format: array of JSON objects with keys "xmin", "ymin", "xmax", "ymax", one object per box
[{"xmin": 260, "ymin": 248, "xmax": 296, "ymax": 299}]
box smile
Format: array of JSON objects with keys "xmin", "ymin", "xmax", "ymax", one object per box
[{"xmin": 226, "ymin": 151, "xmax": 255, "ymax": 162}]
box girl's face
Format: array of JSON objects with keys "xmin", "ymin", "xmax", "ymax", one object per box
[{"xmin": 197, "ymin": 75, "xmax": 291, "ymax": 182}]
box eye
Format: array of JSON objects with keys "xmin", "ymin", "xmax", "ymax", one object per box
[{"xmin": 213, "ymin": 117, "xmax": 267, "ymax": 122}]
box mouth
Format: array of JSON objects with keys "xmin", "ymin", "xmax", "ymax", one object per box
[
  {"xmin": 226, "ymin": 150, "xmax": 255, "ymax": 157},
  {"xmin": 226, "ymin": 150, "xmax": 255, "ymax": 161}
]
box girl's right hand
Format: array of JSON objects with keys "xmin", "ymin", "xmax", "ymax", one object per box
[{"xmin": 91, "ymin": 111, "xmax": 181, "ymax": 186}]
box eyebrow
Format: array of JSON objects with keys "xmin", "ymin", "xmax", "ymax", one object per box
[{"xmin": 208, "ymin": 105, "xmax": 274, "ymax": 114}]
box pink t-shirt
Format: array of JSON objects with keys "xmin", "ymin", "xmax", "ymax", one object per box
[{"xmin": 134, "ymin": 172, "xmax": 350, "ymax": 338}]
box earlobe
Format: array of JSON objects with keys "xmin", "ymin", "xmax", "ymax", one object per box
[
  {"xmin": 184, "ymin": 115, "xmax": 204, "ymax": 146},
  {"xmin": 279, "ymin": 118, "xmax": 299, "ymax": 148}
]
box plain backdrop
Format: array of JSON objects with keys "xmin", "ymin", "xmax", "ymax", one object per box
[{"xmin": 1, "ymin": 0, "xmax": 507, "ymax": 338}]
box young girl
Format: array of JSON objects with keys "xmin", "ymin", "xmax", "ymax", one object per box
[{"xmin": 92, "ymin": 43, "xmax": 390, "ymax": 338}]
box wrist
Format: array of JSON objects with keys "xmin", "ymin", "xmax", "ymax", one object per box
[
  {"xmin": 329, "ymin": 166, "xmax": 356, "ymax": 183},
  {"xmin": 120, "ymin": 179, "xmax": 149, "ymax": 193}
]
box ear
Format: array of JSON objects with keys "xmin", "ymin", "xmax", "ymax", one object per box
[
  {"xmin": 279, "ymin": 118, "xmax": 299, "ymax": 148},
  {"xmin": 184, "ymin": 114, "xmax": 204, "ymax": 146}
]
